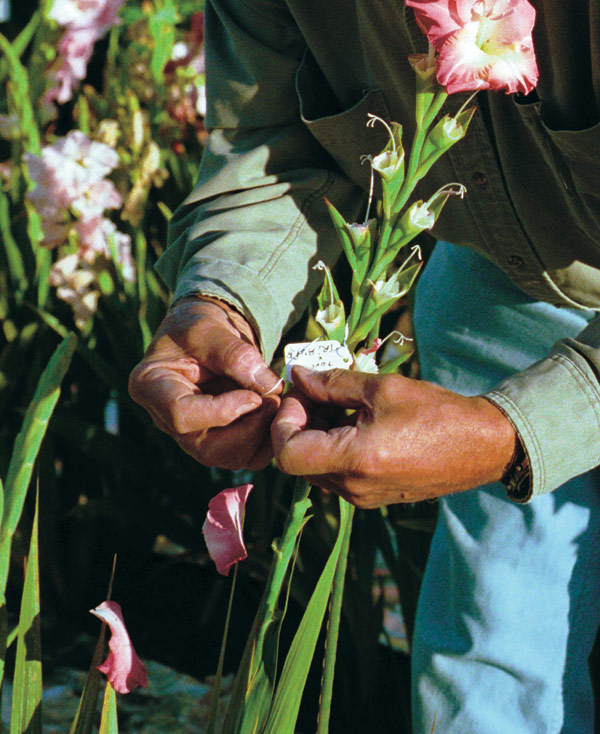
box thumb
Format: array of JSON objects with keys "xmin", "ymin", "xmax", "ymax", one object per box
[{"xmin": 290, "ymin": 366, "xmax": 375, "ymax": 409}]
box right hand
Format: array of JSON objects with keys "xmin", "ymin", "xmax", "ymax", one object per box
[{"xmin": 128, "ymin": 296, "xmax": 283, "ymax": 470}]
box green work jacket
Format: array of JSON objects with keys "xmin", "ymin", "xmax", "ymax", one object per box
[{"xmin": 157, "ymin": 0, "xmax": 600, "ymax": 501}]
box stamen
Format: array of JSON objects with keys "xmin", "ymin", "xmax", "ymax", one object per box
[
  {"xmin": 426, "ymin": 182, "xmax": 467, "ymax": 208},
  {"xmin": 366, "ymin": 113, "xmax": 397, "ymax": 154}
]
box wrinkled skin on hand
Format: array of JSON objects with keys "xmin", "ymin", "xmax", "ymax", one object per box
[
  {"xmin": 129, "ymin": 296, "xmax": 282, "ymax": 470},
  {"xmin": 271, "ymin": 366, "xmax": 518, "ymax": 508}
]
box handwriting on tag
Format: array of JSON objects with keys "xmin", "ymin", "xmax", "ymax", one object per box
[{"xmin": 284, "ymin": 340, "xmax": 352, "ymax": 381}]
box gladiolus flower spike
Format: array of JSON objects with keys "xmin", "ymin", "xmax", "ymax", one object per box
[
  {"xmin": 202, "ymin": 484, "xmax": 254, "ymax": 576},
  {"xmin": 90, "ymin": 601, "xmax": 148, "ymax": 694}
]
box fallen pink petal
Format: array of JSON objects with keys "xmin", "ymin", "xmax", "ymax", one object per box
[
  {"xmin": 90, "ymin": 600, "xmax": 148, "ymax": 694},
  {"xmin": 202, "ymin": 484, "xmax": 253, "ymax": 576}
]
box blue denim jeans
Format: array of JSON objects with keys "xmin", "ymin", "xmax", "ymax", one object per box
[{"xmin": 411, "ymin": 242, "xmax": 600, "ymax": 734}]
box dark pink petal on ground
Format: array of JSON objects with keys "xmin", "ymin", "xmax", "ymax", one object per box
[
  {"xmin": 90, "ymin": 601, "xmax": 148, "ymax": 694},
  {"xmin": 202, "ymin": 484, "xmax": 253, "ymax": 576}
]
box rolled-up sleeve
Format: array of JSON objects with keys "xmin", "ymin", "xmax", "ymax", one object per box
[
  {"xmin": 486, "ymin": 315, "xmax": 600, "ymax": 501},
  {"xmin": 156, "ymin": 0, "xmax": 364, "ymax": 361}
]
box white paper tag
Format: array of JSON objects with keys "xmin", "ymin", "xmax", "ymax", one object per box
[{"xmin": 284, "ymin": 340, "xmax": 352, "ymax": 381}]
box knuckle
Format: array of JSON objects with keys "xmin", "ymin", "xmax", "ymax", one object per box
[
  {"xmin": 127, "ymin": 362, "xmax": 147, "ymax": 402},
  {"xmin": 220, "ymin": 338, "xmax": 258, "ymax": 371},
  {"xmin": 375, "ymin": 374, "xmax": 399, "ymax": 403}
]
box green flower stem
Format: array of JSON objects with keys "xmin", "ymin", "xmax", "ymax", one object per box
[
  {"xmin": 251, "ymin": 477, "xmax": 312, "ymax": 669},
  {"xmin": 316, "ymin": 501, "xmax": 355, "ymax": 734},
  {"xmin": 206, "ymin": 562, "xmax": 239, "ymax": 734},
  {"xmin": 346, "ymin": 293, "xmax": 366, "ymax": 340}
]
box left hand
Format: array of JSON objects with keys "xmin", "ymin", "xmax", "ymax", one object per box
[{"xmin": 271, "ymin": 366, "xmax": 518, "ymax": 508}]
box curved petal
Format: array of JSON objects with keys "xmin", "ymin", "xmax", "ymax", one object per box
[
  {"xmin": 90, "ymin": 601, "xmax": 148, "ymax": 694},
  {"xmin": 406, "ymin": 0, "xmax": 461, "ymax": 49},
  {"xmin": 202, "ymin": 484, "xmax": 253, "ymax": 576}
]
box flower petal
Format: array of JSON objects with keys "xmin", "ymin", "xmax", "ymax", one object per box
[
  {"xmin": 202, "ymin": 484, "xmax": 253, "ymax": 576},
  {"xmin": 90, "ymin": 601, "xmax": 148, "ymax": 694},
  {"xmin": 406, "ymin": 0, "xmax": 538, "ymax": 94}
]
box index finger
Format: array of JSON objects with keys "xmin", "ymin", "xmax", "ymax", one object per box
[{"xmin": 132, "ymin": 364, "xmax": 262, "ymax": 434}]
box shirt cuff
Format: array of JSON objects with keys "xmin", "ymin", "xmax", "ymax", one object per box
[{"xmin": 485, "ymin": 342, "xmax": 600, "ymax": 502}]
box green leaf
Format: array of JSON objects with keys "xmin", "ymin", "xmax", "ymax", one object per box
[
  {"xmin": 0, "ymin": 334, "xmax": 77, "ymax": 594},
  {"xmin": 0, "ymin": 189, "xmax": 28, "ymax": 297},
  {"xmin": 70, "ymin": 557, "xmax": 117, "ymax": 734},
  {"xmin": 0, "ymin": 32, "xmax": 41, "ymax": 155},
  {"xmin": 10, "ymin": 490, "xmax": 43, "ymax": 734},
  {"xmin": 317, "ymin": 501, "xmax": 355, "ymax": 734},
  {"xmin": 262, "ymin": 498, "xmax": 353, "ymax": 734},
  {"xmin": 0, "ymin": 562, "xmax": 6, "ymax": 713},
  {"xmin": 324, "ymin": 198, "xmax": 357, "ymax": 272},
  {"xmin": 69, "ymin": 623, "xmax": 108, "ymax": 734},
  {"xmin": 148, "ymin": 3, "xmax": 179, "ymax": 84},
  {"xmin": 222, "ymin": 479, "xmax": 312, "ymax": 734},
  {"xmin": 99, "ymin": 683, "xmax": 119, "ymax": 734}
]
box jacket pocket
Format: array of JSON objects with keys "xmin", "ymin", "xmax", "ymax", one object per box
[
  {"xmin": 295, "ymin": 48, "xmax": 391, "ymax": 193},
  {"xmin": 542, "ymin": 119, "xmax": 600, "ymax": 197}
]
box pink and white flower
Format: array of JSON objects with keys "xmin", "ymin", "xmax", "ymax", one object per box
[
  {"xmin": 90, "ymin": 601, "xmax": 148, "ymax": 694},
  {"xmin": 406, "ymin": 0, "xmax": 538, "ymax": 95},
  {"xmin": 202, "ymin": 485, "xmax": 253, "ymax": 576},
  {"xmin": 45, "ymin": 0, "xmax": 127, "ymax": 105}
]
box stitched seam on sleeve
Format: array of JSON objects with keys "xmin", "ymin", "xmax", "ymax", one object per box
[{"xmin": 257, "ymin": 169, "xmax": 339, "ymax": 279}]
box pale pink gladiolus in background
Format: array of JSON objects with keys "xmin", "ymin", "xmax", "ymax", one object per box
[
  {"xmin": 90, "ymin": 601, "xmax": 148, "ymax": 694},
  {"xmin": 25, "ymin": 130, "xmax": 133, "ymax": 325},
  {"xmin": 202, "ymin": 484, "xmax": 253, "ymax": 576},
  {"xmin": 406, "ymin": 0, "xmax": 538, "ymax": 95},
  {"xmin": 24, "ymin": 130, "xmax": 132, "ymax": 274},
  {"xmin": 45, "ymin": 0, "xmax": 127, "ymax": 106},
  {"xmin": 50, "ymin": 253, "xmax": 100, "ymax": 329}
]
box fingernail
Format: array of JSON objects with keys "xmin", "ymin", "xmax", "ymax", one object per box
[{"xmin": 253, "ymin": 367, "xmax": 279, "ymax": 392}]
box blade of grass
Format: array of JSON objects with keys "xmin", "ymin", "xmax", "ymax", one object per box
[
  {"xmin": 222, "ymin": 478, "xmax": 312, "ymax": 734},
  {"xmin": 0, "ymin": 32, "xmax": 41, "ymax": 155},
  {"xmin": 262, "ymin": 497, "xmax": 353, "ymax": 734},
  {"xmin": 10, "ymin": 488, "xmax": 43, "ymax": 734},
  {"xmin": 206, "ymin": 562, "xmax": 239, "ymax": 734},
  {"xmin": 98, "ymin": 682, "xmax": 118, "ymax": 734},
  {"xmin": 0, "ymin": 333, "xmax": 76, "ymax": 625},
  {"xmin": 0, "ymin": 189, "xmax": 28, "ymax": 297},
  {"xmin": 69, "ymin": 556, "xmax": 117, "ymax": 734},
  {"xmin": 316, "ymin": 501, "xmax": 355, "ymax": 734}
]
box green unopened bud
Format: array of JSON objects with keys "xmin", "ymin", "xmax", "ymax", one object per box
[
  {"xmin": 314, "ymin": 261, "xmax": 346, "ymax": 341},
  {"xmin": 367, "ymin": 114, "xmax": 405, "ymax": 183}
]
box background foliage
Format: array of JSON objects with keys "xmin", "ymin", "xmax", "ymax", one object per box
[{"xmin": 0, "ymin": 1, "xmax": 438, "ymax": 731}]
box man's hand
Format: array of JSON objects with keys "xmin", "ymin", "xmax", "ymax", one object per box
[
  {"xmin": 271, "ymin": 366, "xmax": 518, "ymax": 508},
  {"xmin": 129, "ymin": 296, "xmax": 282, "ymax": 470}
]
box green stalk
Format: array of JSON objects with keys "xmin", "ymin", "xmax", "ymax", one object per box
[
  {"xmin": 222, "ymin": 478, "xmax": 312, "ymax": 734},
  {"xmin": 252, "ymin": 478, "xmax": 312, "ymax": 664},
  {"xmin": 206, "ymin": 562, "xmax": 239, "ymax": 734},
  {"xmin": 316, "ymin": 502, "xmax": 355, "ymax": 734}
]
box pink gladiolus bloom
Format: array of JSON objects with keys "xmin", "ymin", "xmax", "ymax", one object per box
[
  {"xmin": 406, "ymin": 0, "xmax": 538, "ymax": 95},
  {"xmin": 90, "ymin": 601, "xmax": 148, "ymax": 694},
  {"xmin": 49, "ymin": 0, "xmax": 126, "ymax": 35},
  {"xmin": 202, "ymin": 484, "xmax": 253, "ymax": 576},
  {"xmin": 46, "ymin": 0, "xmax": 126, "ymax": 105}
]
